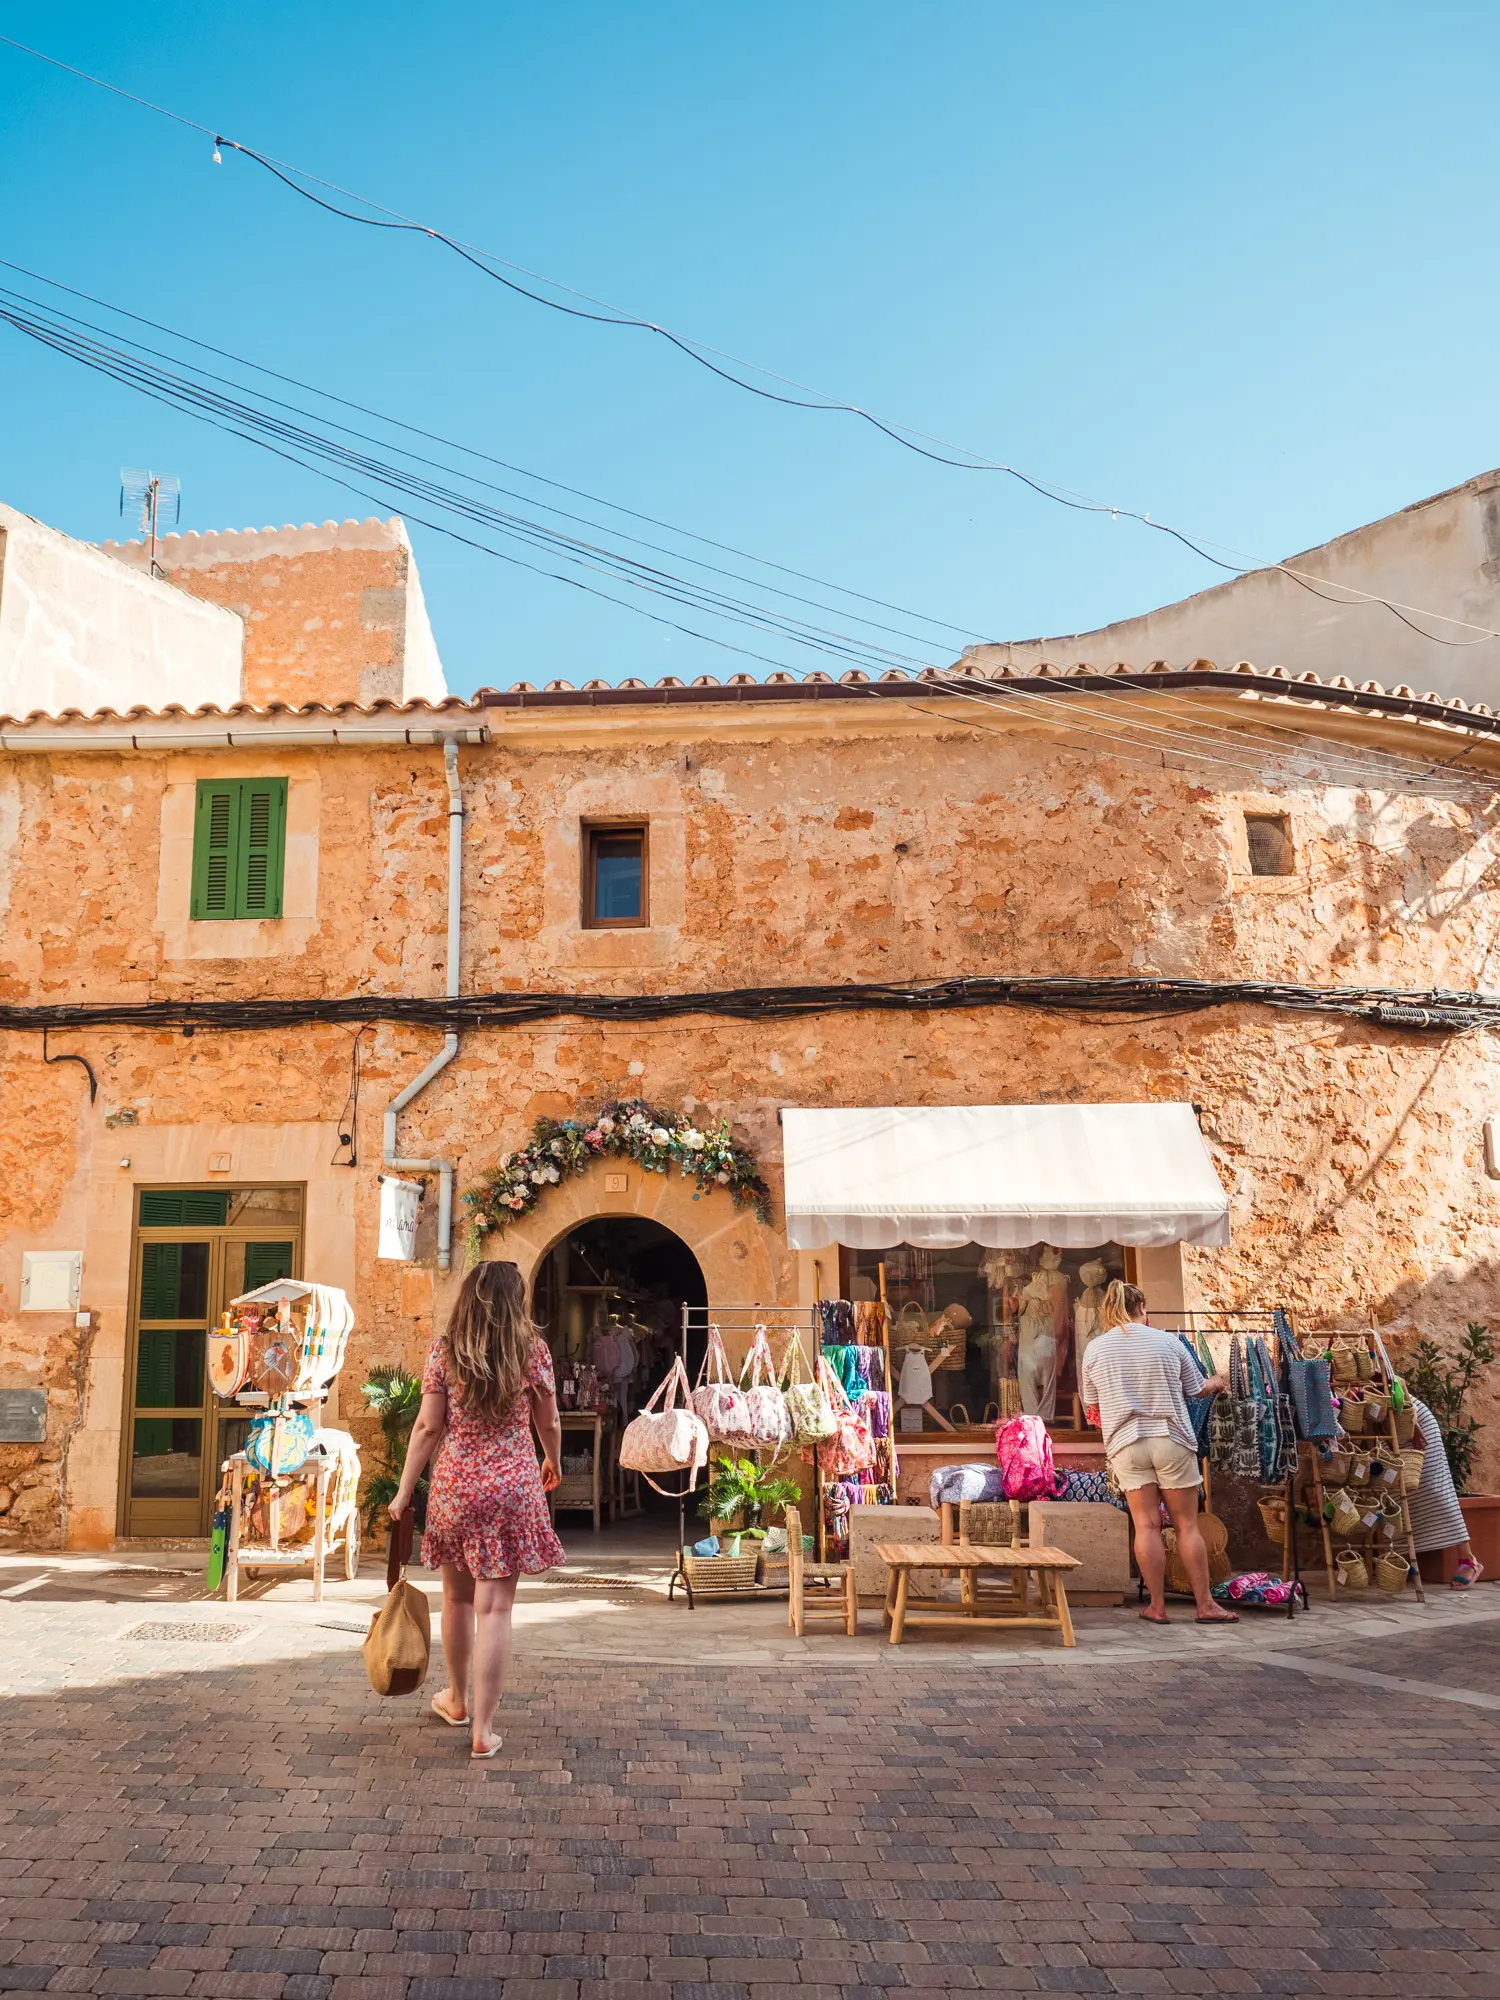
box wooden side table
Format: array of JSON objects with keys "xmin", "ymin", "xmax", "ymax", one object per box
[{"xmin": 873, "ymin": 1539, "xmax": 1081, "ymax": 1647}]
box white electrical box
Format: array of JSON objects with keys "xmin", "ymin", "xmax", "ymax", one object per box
[{"xmin": 20, "ymin": 1251, "xmax": 83, "ymax": 1312}]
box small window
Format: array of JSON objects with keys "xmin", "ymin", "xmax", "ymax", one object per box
[
  {"xmin": 190, "ymin": 779, "xmax": 287, "ymax": 919},
  {"xmin": 1245, "ymin": 812, "xmax": 1294, "ymax": 877},
  {"xmin": 583, "ymin": 822, "xmax": 648, "ymax": 928}
]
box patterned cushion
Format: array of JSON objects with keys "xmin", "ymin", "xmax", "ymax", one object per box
[
  {"xmin": 1056, "ymin": 1468, "xmax": 1127, "ymax": 1511},
  {"xmin": 928, "ymin": 1463, "xmax": 1007, "ymax": 1507}
]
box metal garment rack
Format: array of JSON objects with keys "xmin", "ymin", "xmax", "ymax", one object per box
[
  {"xmin": 671, "ymin": 1304, "xmax": 823, "ymax": 1609},
  {"xmin": 1153, "ymin": 1309, "xmax": 1307, "ymax": 1619}
]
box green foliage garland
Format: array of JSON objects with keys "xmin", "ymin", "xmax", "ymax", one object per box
[{"xmin": 462, "ymin": 1097, "xmax": 773, "ymax": 1259}]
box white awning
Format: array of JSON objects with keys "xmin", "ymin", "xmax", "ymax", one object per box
[{"xmin": 782, "ymin": 1103, "xmax": 1230, "ymax": 1251}]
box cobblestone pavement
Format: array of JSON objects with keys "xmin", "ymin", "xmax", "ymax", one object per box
[{"xmin": 1, "ymin": 1559, "xmax": 1498, "ymax": 1997}]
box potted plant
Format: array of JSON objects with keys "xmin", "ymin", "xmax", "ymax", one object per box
[
  {"xmin": 360, "ymin": 1365, "xmax": 428, "ymax": 1538},
  {"xmin": 1409, "ymin": 1323, "xmax": 1498, "ymax": 1580},
  {"xmin": 699, "ymin": 1456, "xmax": 801, "ymax": 1564}
]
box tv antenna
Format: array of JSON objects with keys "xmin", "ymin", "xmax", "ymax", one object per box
[{"xmin": 119, "ymin": 469, "xmax": 180, "ymax": 578}]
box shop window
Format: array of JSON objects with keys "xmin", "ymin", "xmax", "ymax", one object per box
[
  {"xmin": 850, "ymin": 1241, "xmax": 1130, "ymax": 1432},
  {"xmin": 583, "ymin": 822, "xmax": 649, "ymax": 928},
  {"xmin": 190, "ymin": 778, "xmax": 288, "ymax": 919},
  {"xmin": 1245, "ymin": 812, "xmax": 1294, "ymax": 877}
]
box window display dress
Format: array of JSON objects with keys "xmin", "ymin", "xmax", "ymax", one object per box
[
  {"xmin": 1017, "ymin": 1270, "xmax": 1061, "ymax": 1421},
  {"xmin": 420, "ymin": 1335, "xmax": 566, "ymax": 1578}
]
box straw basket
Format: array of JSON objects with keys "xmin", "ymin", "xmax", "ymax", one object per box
[
  {"xmin": 1376, "ymin": 1548, "xmax": 1411, "ymax": 1595},
  {"xmin": 1393, "ymin": 1404, "xmax": 1417, "ymax": 1447},
  {"xmin": 1257, "ymin": 1494, "xmax": 1289, "ymax": 1543},
  {"xmin": 1400, "ymin": 1446, "xmax": 1427, "ymax": 1494},
  {"xmin": 1336, "ymin": 1549, "xmax": 1370, "ymax": 1590},
  {"xmin": 683, "ymin": 1551, "xmax": 761, "ymax": 1592}
]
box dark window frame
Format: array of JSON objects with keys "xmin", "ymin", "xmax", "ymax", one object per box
[{"xmin": 582, "ymin": 820, "xmax": 650, "ymax": 929}]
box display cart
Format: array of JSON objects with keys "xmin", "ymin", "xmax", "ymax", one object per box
[{"xmin": 212, "ymin": 1277, "xmax": 362, "ymax": 1604}]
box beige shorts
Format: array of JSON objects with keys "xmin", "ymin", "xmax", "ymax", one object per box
[{"xmin": 1109, "ymin": 1435, "xmax": 1202, "ymax": 1492}]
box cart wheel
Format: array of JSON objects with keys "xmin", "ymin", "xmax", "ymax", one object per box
[{"xmin": 344, "ymin": 1513, "xmax": 362, "ymax": 1580}]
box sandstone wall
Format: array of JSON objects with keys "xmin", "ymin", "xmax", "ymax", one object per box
[{"xmin": 3, "ymin": 701, "xmax": 1499, "ymax": 1543}]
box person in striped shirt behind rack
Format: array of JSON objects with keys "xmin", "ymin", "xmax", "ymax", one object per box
[{"xmin": 1080, "ymin": 1281, "xmax": 1237, "ymax": 1627}]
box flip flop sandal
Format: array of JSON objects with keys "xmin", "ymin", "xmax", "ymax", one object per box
[
  {"xmin": 431, "ymin": 1694, "xmax": 468, "ymax": 1727},
  {"xmin": 470, "ymin": 1738, "xmax": 503, "ymax": 1761},
  {"xmin": 1139, "ymin": 1610, "xmax": 1171, "ymax": 1626},
  {"xmin": 1452, "ymin": 1558, "xmax": 1484, "ymax": 1589},
  {"xmin": 1195, "ymin": 1610, "xmax": 1239, "ymax": 1624}
]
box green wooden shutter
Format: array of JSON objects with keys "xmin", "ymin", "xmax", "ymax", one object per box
[
  {"xmin": 191, "ymin": 781, "xmax": 239, "ymax": 919},
  {"xmin": 191, "ymin": 778, "xmax": 287, "ymax": 919},
  {"xmin": 139, "ymin": 1243, "xmax": 185, "ymax": 1320},
  {"xmin": 242, "ymin": 1241, "xmax": 294, "ymax": 1290},
  {"xmin": 138, "ymin": 1191, "xmax": 229, "ymax": 1227},
  {"xmin": 236, "ymin": 780, "xmax": 287, "ymax": 918}
]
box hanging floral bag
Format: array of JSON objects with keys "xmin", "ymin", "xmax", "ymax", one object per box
[
  {"xmin": 780, "ymin": 1330, "xmax": 837, "ymax": 1443},
  {"xmin": 619, "ymin": 1356, "xmax": 710, "ymax": 1495},
  {"xmin": 739, "ymin": 1327, "xmax": 792, "ymax": 1449},
  {"xmin": 691, "ymin": 1326, "xmax": 756, "ymax": 1448}
]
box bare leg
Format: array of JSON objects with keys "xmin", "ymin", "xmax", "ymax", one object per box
[
  {"xmin": 439, "ymin": 1565, "xmax": 476, "ymax": 1718},
  {"xmin": 1162, "ymin": 1485, "xmax": 1234, "ymax": 1619},
  {"xmin": 1125, "ymin": 1484, "xmax": 1168, "ymax": 1619},
  {"xmin": 471, "ymin": 1573, "xmax": 520, "ymax": 1755}
]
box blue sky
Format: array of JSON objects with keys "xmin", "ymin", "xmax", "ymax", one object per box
[{"xmin": 1, "ymin": 4, "xmax": 1497, "ymax": 696}]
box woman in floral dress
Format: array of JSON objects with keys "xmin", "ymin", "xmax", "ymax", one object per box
[{"xmin": 391, "ymin": 1260, "xmax": 564, "ymax": 1757}]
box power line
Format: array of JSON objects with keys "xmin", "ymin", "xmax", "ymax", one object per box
[
  {"xmin": 0, "ymin": 272, "xmax": 1487, "ymax": 798},
  {"xmin": 4, "ymin": 31, "xmax": 1498, "ymax": 653}
]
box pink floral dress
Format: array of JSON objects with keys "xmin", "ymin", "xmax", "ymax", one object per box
[{"xmin": 420, "ymin": 1335, "xmax": 566, "ymax": 1578}]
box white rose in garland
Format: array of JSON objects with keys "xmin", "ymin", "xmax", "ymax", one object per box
[{"xmin": 462, "ymin": 1096, "xmax": 772, "ymax": 1259}]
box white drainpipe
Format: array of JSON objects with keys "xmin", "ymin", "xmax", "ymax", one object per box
[{"xmin": 384, "ymin": 737, "xmax": 464, "ymax": 1271}]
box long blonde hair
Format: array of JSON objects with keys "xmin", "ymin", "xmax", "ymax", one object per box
[
  {"xmin": 444, "ymin": 1260, "xmax": 536, "ymax": 1422},
  {"xmin": 1100, "ymin": 1279, "xmax": 1147, "ymax": 1332}
]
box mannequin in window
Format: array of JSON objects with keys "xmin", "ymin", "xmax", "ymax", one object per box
[
  {"xmin": 1017, "ymin": 1268, "xmax": 1060, "ymax": 1421},
  {"xmin": 1074, "ymin": 1258, "xmax": 1110, "ymax": 1370}
]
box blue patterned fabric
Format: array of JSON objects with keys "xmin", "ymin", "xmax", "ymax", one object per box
[{"xmin": 1054, "ymin": 1468, "xmax": 1127, "ymax": 1511}]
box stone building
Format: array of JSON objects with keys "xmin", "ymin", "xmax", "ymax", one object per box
[{"xmin": 2, "ymin": 506, "xmax": 1500, "ymax": 1549}]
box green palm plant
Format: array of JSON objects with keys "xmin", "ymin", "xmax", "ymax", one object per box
[
  {"xmin": 698, "ymin": 1456, "xmax": 801, "ymax": 1539},
  {"xmin": 360, "ymin": 1365, "xmax": 427, "ymax": 1529}
]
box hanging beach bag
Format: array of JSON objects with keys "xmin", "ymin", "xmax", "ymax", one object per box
[
  {"xmin": 1375, "ymin": 1547, "xmax": 1412, "ymax": 1594},
  {"xmin": 1335, "ymin": 1548, "xmax": 1370, "ymax": 1591},
  {"xmin": 817, "ymin": 1357, "xmax": 876, "ymax": 1477},
  {"xmin": 995, "ymin": 1414, "xmax": 1059, "ymax": 1503},
  {"xmin": 1279, "ymin": 1308, "xmax": 1338, "ymax": 1442},
  {"xmin": 1250, "ymin": 1337, "xmax": 1298, "ymax": 1482},
  {"xmin": 1324, "ymin": 1486, "xmax": 1362, "ymax": 1537},
  {"xmin": 363, "ymin": 1510, "xmax": 431, "ymax": 1697},
  {"xmin": 739, "ymin": 1328, "xmax": 792, "ymax": 1449},
  {"xmin": 244, "ymin": 1402, "xmax": 315, "ymax": 1477},
  {"xmin": 780, "ymin": 1331, "xmax": 837, "ymax": 1444},
  {"xmin": 1399, "ymin": 1443, "xmax": 1426, "ymax": 1494},
  {"xmin": 1340, "ymin": 1389, "xmax": 1370, "ymax": 1435},
  {"xmin": 691, "ymin": 1327, "xmax": 755, "ymax": 1448},
  {"xmin": 1329, "ymin": 1339, "xmax": 1361, "ymax": 1386},
  {"xmin": 620, "ymin": 1356, "xmax": 710, "ymax": 1495},
  {"xmin": 1361, "ymin": 1385, "xmax": 1389, "ymax": 1428},
  {"xmin": 1320, "ymin": 1436, "xmax": 1353, "ymax": 1484}
]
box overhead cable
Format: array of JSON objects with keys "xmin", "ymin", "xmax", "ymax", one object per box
[
  {"xmin": 1, "ymin": 975, "xmax": 1495, "ymax": 1038},
  {"xmin": 0, "ymin": 275, "xmax": 1488, "ymax": 798}
]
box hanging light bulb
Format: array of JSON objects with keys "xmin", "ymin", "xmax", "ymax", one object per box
[{"xmin": 212, "ymin": 139, "xmax": 222, "ymax": 165}]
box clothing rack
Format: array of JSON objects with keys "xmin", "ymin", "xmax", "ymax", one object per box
[
  {"xmin": 813, "ymin": 1271, "xmax": 901, "ymax": 1560},
  {"xmin": 1153, "ymin": 1309, "xmax": 1307, "ymax": 1619},
  {"xmin": 675, "ymin": 1303, "xmax": 823, "ymax": 1607}
]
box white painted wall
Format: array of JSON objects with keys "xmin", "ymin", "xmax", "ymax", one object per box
[
  {"xmin": 0, "ymin": 502, "xmax": 243, "ymax": 719},
  {"xmin": 963, "ymin": 468, "xmax": 1500, "ymax": 711}
]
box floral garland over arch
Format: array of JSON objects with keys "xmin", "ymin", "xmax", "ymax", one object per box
[{"xmin": 462, "ymin": 1098, "xmax": 773, "ymax": 1259}]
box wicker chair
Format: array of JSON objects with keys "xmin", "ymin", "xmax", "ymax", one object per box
[
  {"xmin": 785, "ymin": 1504, "xmax": 857, "ymax": 1637},
  {"xmin": 958, "ymin": 1498, "xmax": 1029, "ymax": 1609}
]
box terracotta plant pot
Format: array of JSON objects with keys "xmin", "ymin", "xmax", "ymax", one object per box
[{"xmin": 1416, "ymin": 1494, "xmax": 1500, "ymax": 1584}]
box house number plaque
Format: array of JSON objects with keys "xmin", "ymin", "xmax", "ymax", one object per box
[{"xmin": 0, "ymin": 1391, "xmax": 46, "ymax": 1443}]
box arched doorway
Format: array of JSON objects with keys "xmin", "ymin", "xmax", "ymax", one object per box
[{"xmin": 531, "ymin": 1215, "xmax": 708, "ymax": 1548}]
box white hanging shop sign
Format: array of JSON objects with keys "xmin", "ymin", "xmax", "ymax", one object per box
[
  {"xmin": 781, "ymin": 1102, "xmax": 1231, "ymax": 1251},
  {"xmin": 378, "ymin": 1176, "xmax": 423, "ymax": 1261}
]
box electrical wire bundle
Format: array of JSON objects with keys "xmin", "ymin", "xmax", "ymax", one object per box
[{"xmin": 3, "ymin": 973, "xmax": 1496, "ymax": 1038}]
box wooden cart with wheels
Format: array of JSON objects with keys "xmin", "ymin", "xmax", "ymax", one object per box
[{"xmin": 222, "ymin": 1440, "xmax": 362, "ymax": 1602}]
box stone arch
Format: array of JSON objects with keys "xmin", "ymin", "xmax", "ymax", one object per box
[{"xmin": 439, "ymin": 1160, "xmax": 793, "ymax": 1320}]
